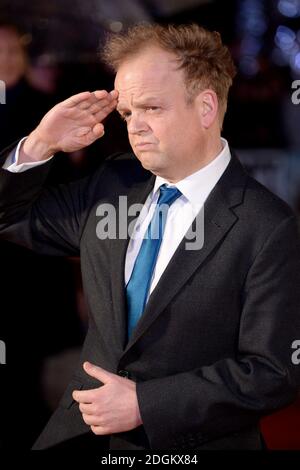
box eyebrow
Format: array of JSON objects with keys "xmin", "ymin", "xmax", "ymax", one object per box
[{"xmin": 117, "ymin": 96, "xmax": 163, "ymax": 112}]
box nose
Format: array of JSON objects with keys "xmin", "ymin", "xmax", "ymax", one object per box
[{"xmin": 127, "ymin": 112, "xmax": 149, "ymax": 135}]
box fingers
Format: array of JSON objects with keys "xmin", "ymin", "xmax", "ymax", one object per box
[
  {"xmin": 93, "ymin": 106, "xmax": 115, "ymax": 123},
  {"xmin": 91, "ymin": 425, "xmax": 107, "ymax": 435},
  {"xmin": 89, "ymin": 102, "xmax": 102, "ymax": 114},
  {"xmin": 62, "ymin": 90, "xmax": 117, "ymax": 129},
  {"xmin": 64, "ymin": 90, "xmax": 118, "ymax": 111},
  {"xmin": 82, "ymin": 414, "xmax": 103, "ymax": 426},
  {"xmin": 74, "ymin": 123, "xmax": 104, "ymax": 139},
  {"xmin": 92, "ymin": 122, "xmax": 105, "ymax": 136},
  {"xmin": 78, "ymin": 100, "xmax": 95, "ymax": 111},
  {"xmin": 63, "ymin": 91, "xmax": 93, "ymax": 107},
  {"xmin": 89, "ymin": 127, "xmax": 105, "ymax": 147},
  {"xmin": 84, "ymin": 124, "xmax": 105, "ymax": 145},
  {"xmin": 89, "ymin": 101, "xmax": 112, "ymax": 115},
  {"xmin": 79, "ymin": 95, "xmax": 117, "ymax": 121},
  {"xmin": 73, "ymin": 125, "xmax": 104, "ymax": 150},
  {"xmin": 78, "ymin": 93, "xmax": 108, "ymax": 111},
  {"xmin": 90, "ymin": 123, "xmax": 105, "ymax": 140},
  {"xmin": 94, "ymin": 89, "xmax": 118, "ymax": 100},
  {"xmin": 79, "ymin": 402, "xmax": 95, "ymax": 414},
  {"xmin": 89, "ymin": 95, "xmax": 118, "ymax": 115},
  {"xmin": 75, "ymin": 127, "xmax": 94, "ymax": 138}
]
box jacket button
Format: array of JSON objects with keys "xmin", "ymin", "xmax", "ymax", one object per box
[{"xmin": 118, "ymin": 370, "xmax": 129, "ymax": 378}]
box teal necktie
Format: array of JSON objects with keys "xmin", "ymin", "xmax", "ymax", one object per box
[{"xmin": 126, "ymin": 184, "xmax": 182, "ymax": 339}]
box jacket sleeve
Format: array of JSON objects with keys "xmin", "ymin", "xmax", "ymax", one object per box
[
  {"xmin": 0, "ymin": 145, "xmax": 108, "ymax": 256},
  {"xmin": 136, "ymin": 215, "xmax": 300, "ymax": 449}
]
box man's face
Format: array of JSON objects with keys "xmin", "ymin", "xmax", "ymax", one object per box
[
  {"xmin": 0, "ymin": 28, "xmax": 26, "ymax": 87},
  {"xmin": 115, "ymin": 47, "xmax": 205, "ymax": 182}
]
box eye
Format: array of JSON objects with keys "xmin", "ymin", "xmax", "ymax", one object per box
[
  {"xmin": 120, "ymin": 111, "xmax": 131, "ymax": 122},
  {"xmin": 145, "ymin": 106, "xmax": 159, "ymax": 112}
]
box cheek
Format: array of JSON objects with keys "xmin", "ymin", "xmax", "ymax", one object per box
[
  {"xmin": 158, "ymin": 125, "xmax": 188, "ymax": 151},
  {"xmin": 150, "ymin": 120, "xmax": 176, "ymax": 145}
]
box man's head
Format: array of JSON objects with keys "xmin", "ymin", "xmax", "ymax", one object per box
[
  {"xmin": 102, "ymin": 23, "xmax": 236, "ymax": 182},
  {"xmin": 0, "ymin": 23, "xmax": 28, "ymax": 87}
]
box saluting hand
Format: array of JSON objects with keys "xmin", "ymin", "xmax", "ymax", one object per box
[{"xmin": 19, "ymin": 90, "xmax": 118, "ymax": 163}]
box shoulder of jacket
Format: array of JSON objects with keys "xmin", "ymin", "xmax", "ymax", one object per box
[{"xmin": 242, "ymin": 174, "xmax": 297, "ymax": 232}]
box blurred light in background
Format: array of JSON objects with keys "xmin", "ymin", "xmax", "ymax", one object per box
[
  {"xmin": 236, "ymin": 0, "xmax": 267, "ymax": 76},
  {"xmin": 270, "ymin": 1, "xmax": 300, "ymax": 75},
  {"xmin": 293, "ymin": 50, "xmax": 300, "ymax": 69},
  {"xmin": 273, "ymin": 25, "xmax": 300, "ymax": 74},
  {"xmin": 275, "ymin": 25, "xmax": 296, "ymax": 50},
  {"xmin": 278, "ymin": 0, "xmax": 300, "ymax": 18}
]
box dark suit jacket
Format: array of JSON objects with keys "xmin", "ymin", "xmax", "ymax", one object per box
[{"xmin": 0, "ymin": 145, "xmax": 300, "ymax": 450}]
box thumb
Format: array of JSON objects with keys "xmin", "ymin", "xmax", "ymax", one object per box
[
  {"xmin": 92, "ymin": 122, "xmax": 104, "ymax": 137},
  {"xmin": 83, "ymin": 361, "xmax": 114, "ymax": 383}
]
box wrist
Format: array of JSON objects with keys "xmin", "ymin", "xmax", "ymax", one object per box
[{"xmin": 20, "ymin": 129, "xmax": 55, "ymax": 163}]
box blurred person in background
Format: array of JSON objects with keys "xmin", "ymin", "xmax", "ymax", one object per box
[
  {"xmin": 0, "ymin": 21, "xmax": 85, "ymax": 449},
  {"xmin": 0, "ymin": 22, "xmax": 54, "ymax": 151}
]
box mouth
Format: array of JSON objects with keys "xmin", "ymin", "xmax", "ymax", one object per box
[{"xmin": 135, "ymin": 142, "xmax": 156, "ymax": 149}]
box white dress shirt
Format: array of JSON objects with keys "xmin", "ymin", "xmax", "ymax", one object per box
[
  {"xmin": 2, "ymin": 137, "xmax": 53, "ymax": 172},
  {"xmin": 2, "ymin": 137, "xmax": 231, "ymax": 298},
  {"xmin": 125, "ymin": 139, "xmax": 231, "ymax": 296}
]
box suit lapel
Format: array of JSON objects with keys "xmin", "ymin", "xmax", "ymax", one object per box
[{"xmin": 121, "ymin": 153, "xmax": 248, "ymax": 355}]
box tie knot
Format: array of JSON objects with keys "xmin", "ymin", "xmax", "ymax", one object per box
[{"xmin": 157, "ymin": 184, "xmax": 182, "ymax": 207}]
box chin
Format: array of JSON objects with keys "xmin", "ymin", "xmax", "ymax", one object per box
[
  {"xmin": 135, "ymin": 152, "xmax": 159, "ymax": 169},
  {"xmin": 141, "ymin": 162, "xmax": 164, "ymax": 176}
]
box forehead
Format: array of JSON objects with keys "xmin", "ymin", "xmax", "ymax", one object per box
[{"xmin": 114, "ymin": 47, "xmax": 185, "ymax": 102}]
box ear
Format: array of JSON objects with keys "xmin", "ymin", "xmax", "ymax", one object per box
[{"xmin": 197, "ymin": 90, "xmax": 219, "ymax": 129}]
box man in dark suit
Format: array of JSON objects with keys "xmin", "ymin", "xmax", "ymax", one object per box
[{"xmin": 0, "ymin": 23, "xmax": 300, "ymax": 451}]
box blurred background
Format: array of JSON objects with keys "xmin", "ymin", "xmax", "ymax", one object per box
[{"xmin": 0, "ymin": 0, "xmax": 300, "ymax": 450}]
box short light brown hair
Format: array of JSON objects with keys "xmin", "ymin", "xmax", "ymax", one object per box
[{"xmin": 101, "ymin": 23, "xmax": 236, "ymax": 124}]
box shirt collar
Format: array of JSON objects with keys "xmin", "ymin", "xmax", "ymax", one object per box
[{"xmin": 152, "ymin": 138, "xmax": 231, "ymax": 206}]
